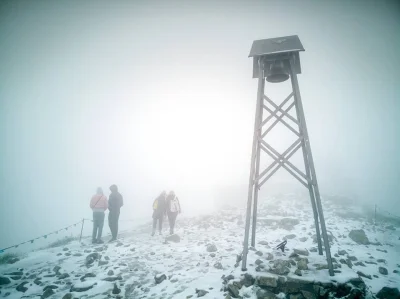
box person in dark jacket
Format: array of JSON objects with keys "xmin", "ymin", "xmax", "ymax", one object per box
[
  {"xmin": 108, "ymin": 184, "xmax": 123, "ymax": 242},
  {"xmin": 152, "ymin": 191, "xmax": 167, "ymax": 236},
  {"xmin": 166, "ymin": 191, "xmax": 181, "ymax": 235}
]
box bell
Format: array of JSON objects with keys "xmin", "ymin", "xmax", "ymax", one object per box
[{"xmin": 266, "ymin": 60, "xmax": 289, "ymax": 83}]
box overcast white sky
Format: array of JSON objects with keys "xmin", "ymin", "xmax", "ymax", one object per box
[{"xmin": 0, "ymin": 0, "xmax": 399, "ymax": 249}]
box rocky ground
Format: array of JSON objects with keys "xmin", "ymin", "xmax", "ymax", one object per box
[{"xmin": 0, "ymin": 193, "xmax": 399, "ymax": 299}]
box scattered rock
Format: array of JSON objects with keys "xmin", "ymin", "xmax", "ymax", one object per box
[
  {"xmin": 112, "ymin": 283, "xmax": 121, "ymax": 294},
  {"xmin": 34, "ymin": 278, "xmax": 42, "ymax": 285},
  {"xmin": 165, "ymin": 234, "xmax": 181, "ymax": 243},
  {"xmin": 297, "ymin": 259, "xmax": 308, "ymax": 270},
  {"xmin": 379, "ymin": 267, "xmax": 388, "ymax": 275},
  {"xmin": 241, "ymin": 273, "xmax": 255, "ymax": 287},
  {"xmin": 10, "ymin": 276, "xmax": 22, "ymax": 280},
  {"xmin": 58, "ymin": 273, "xmax": 70, "ymax": 279},
  {"xmin": 294, "ymin": 248, "xmax": 309, "ymax": 256},
  {"xmin": 62, "ymin": 293, "xmax": 73, "ymax": 299},
  {"xmin": 214, "ymin": 262, "xmax": 223, "ymax": 270},
  {"xmin": 41, "ymin": 288, "xmax": 55, "ymax": 299},
  {"xmin": 70, "ymin": 282, "xmax": 96, "ymax": 292},
  {"xmin": 294, "ymin": 269, "xmax": 302, "ymax": 276},
  {"xmin": 377, "ymin": 259, "xmax": 386, "ymax": 264},
  {"xmin": 284, "ymin": 234, "xmax": 297, "ymax": 240},
  {"xmin": 348, "ymin": 256, "xmax": 357, "ymax": 261},
  {"xmin": 349, "ymin": 229, "xmax": 369, "ymax": 245},
  {"xmin": 357, "ymin": 271, "xmax": 372, "ymax": 280},
  {"xmin": 255, "ymin": 251, "xmax": 263, "ymax": 256},
  {"xmin": 299, "ymin": 237, "xmax": 308, "ymax": 242},
  {"xmin": 80, "ymin": 273, "xmax": 96, "ymax": 281},
  {"xmin": 256, "ymin": 289, "xmax": 277, "ymax": 299},
  {"xmin": 258, "ymin": 241, "xmax": 269, "ymax": 245},
  {"xmin": 0, "ymin": 276, "xmax": 11, "ymax": 285},
  {"xmin": 258, "ymin": 276, "xmax": 277, "ymax": 287},
  {"xmin": 98, "ymin": 260, "xmax": 108, "ymax": 266},
  {"xmin": 301, "ymin": 290, "xmax": 316, "ymax": 299},
  {"xmin": 85, "ymin": 253, "xmax": 100, "ymax": 266},
  {"xmin": 73, "ymin": 253, "xmax": 83, "ymax": 257},
  {"xmin": 376, "ymin": 287, "xmax": 400, "ymax": 299},
  {"xmin": 103, "ymin": 276, "xmax": 122, "ymax": 282},
  {"xmin": 16, "ymin": 281, "xmax": 29, "ymax": 292},
  {"xmin": 62, "ymin": 247, "xmax": 69, "ymax": 251},
  {"xmin": 210, "ymin": 253, "xmax": 216, "ymax": 258},
  {"xmin": 338, "ymin": 250, "xmax": 347, "ymax": 256},
  {"xmin": 43, "ymin": 285, "xmax": 58, "ymax": 292},
  {"xmin": 196, "ymin": 289, "xmax": 209, "ymax": 297},
  {"xmin": 255, "ymin": 259, "xmax": 263, "ymax": 265},
  {"xmin": 206, "ymin": 244, "xmax": 217, "ymax": 252},
  {"xmin": 107, "ymin": 270, "xmax": 114, "ymax": 276},
  {"xmin": 227, "ymin": 284, "xmax": 240, "ymax": 298},
  {"xmin": 309, "ymin": 247, "xmax": 318, "ymax": 253},
  {"xmin": 155, "ymin": 274, "xmax": 167, "ymax": 284},
  {"xmin": 265, "ymin": 253, "xmax": 274, "ymax": 260}
]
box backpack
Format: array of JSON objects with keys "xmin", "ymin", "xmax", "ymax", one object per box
[{"xmin": 170, "ymin": 198, "xmax": 180, "ymax": 213}]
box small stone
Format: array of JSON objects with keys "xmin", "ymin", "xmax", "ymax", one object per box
[
  {"xmin": 294, "ymin": 269, "xmax": 302, "ymax": 276},
  {"xmin": 301, "ymin": 290, "xmax": 316, "ymax": 299},
  {"xmin": 258, "ymin": 241, "xmax": 268, "ymax": 245},
  {"xmin": 210, "ymin": 253, "xmax": 216, "ymax": 258},
  {"xmin": 255, "ymin": 251, "xmax": 263, "ymax": 256},
  {"xmin": 348, "ymin": 255, "xmax": 357, "ymax": 261},
  {"xmin": 349, "ymin": 229, "xmax": 369, "ymax": 245},
  {"xmin": 293, "ymin": 248, "xmax": 309, "ymax": 256},
  {"xmin": 70, "ymin": 282, "xmax": 95, "ymax": 292},
  {"xmin": 338, "ymin": 250, "xmax": 347, "ymax": 255},
  {"xmin": 265, "ymin": 253, "xmax": 274, "ymax": 260},
  {"xmin": 196, "ymin": 289, "xmax": 209, "ymax": 297},
  {"xmin": 206, "ymin": 244, "xmax": 217, "ymax": 252},
  {"xmin": 258, "ymin": 276, "xmax": 277, "ymax": 287},
  {"xmin": 357, "ymin": 271, "xmax": 372, "ymax": 280},
  {"xmin": 62, "ymin": 294, "xmax": 73, "ymax": 299},
  {"xmin": 377, "ymin": 259, "xmax": 386, "ymax": 263},
  {"xmin": 98, "ymin": 260, "xmax": 108, "ymax": 266},
  {"xmin": 354, "ymin": 261, "xmax": 366, "ymax": 267},
  {"xmin": 214, "ymin": 262, "xmax": 223, "ymax": 270},
  {"xmin": 299, "ymin": 237, "xmax": 308, "ymax": 242},
  {"xmin": 41, "ymin": 288, "xmax": 55, "ymax": 299},
  {"xmin": 62, "ymin": 248, "xmax": 69, "ymax": 251},
  {"xmin": 58, "ymin": 273, "xmax": 70, "ymax": 279},
  {"xmin": 107, "ymin": 270, "xmax": 114, "ymax": 276},
  {"xmin": 284, "ymin": 234, "xmax": 296, "ymax": 240},
  {"xmin": 255, "ymin": 259, "xmax": 263, "ymax": 265},
  {"xmin": 112, "ymin": 283, "xmax": 121, "ymax": 294},
  {"xmin": 256, "ymin": 289, "xmax": 277, "ymax": 299},
  {"xmin": 155, "ymin": 274, "xmax": 167, "ymax": 284},
  {"xmin": 297, "ymin": 259, "xmax": 308, "ymax": 270},
  {"xmin": 379, "ymin": 267, "xmax": 388, "ymax": 275},
  {"xmin": 227, "ymin": 284, "xmax": 240, "ymax": 298}
]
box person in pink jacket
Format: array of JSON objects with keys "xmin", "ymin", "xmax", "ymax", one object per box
[{"xmin": 90, "ymin": 187, "xmax": 108, "ymax": 244}]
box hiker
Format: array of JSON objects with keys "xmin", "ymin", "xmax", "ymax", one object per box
[
  {"xmin": 108, "ymin": 184, "xmax": 123, "ymax": 242},
  {"xmin": 166, "ymin": 191, "xmax": 181, "ymax": 235},
  {"xmin": 152, "ymin": 191, "xmax": 167, "ymax": 236},
  {"xmin": 90, "ymin": 187, "xmax": 108, "ymax": 244}
]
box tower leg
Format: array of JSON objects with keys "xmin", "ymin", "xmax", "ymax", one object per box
[
  {"xmin": 251, "ymin": 79, "xmax": 265, "ymax": 248},
  {"xmin": 289, "ymin": 57, "xmax": 334, "ymax": 276},
  {"xmin": 242, "ymin": 59, "xmax": 265, "ymax": 271}
]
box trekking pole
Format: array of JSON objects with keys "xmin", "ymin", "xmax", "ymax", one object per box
[{"xmin": 79, "ymin": 219, "xmax": 85, "ymax": 242}]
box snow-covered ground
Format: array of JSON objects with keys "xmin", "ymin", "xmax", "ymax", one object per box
[{"xmin": 0, "ymin": 193, "xmax": 399, "ymax": 298}]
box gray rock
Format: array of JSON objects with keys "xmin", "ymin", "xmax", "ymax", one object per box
[
  {"xmin": 41, "ymin": 288, "xmax": 55, "ymax": 299},
  {"xmin": 70, "ymin": 282, "xmax": 95, "ymax": 292},
  {"xmin": 357, "ymin": 271, "xmax": 372, "ymax": 280},
  {"xmin": 227, "ymin": 284, "xmax": 240, "ymax": 298},
  {"xmin": 107, "ymin": 270, "xmax": 114, "ymax": 276},
  {"xmin": 0, "ymin": 276, "xmax": 11, "ymax": 285},
  {"xmin": 112, "ymin": 283, "xmax": 121, "ymax": 294},
  {"xmin": 349, "ymin": 230, "xmax": 369, "ymax": 245},
  {"xmin": 80, "ymin": 273, "xmax": 96, "ymax": 281},
  {"xmin": 210, "ymin": 253, "xmax": 216, "ymax": 257},
  {"xmin": 7, "ymin": 257, "xmax": 20, "ymax": 264},
  {"xmin": 377, "ymin": 259, "xmax": 386, "ymax": 263},
  {"xmin": 299, "ymin": 237, "xmax": 308, "ymax": 242},
  {"xmin": 258, "ymin": 241, "xmax": 269, "ymax": 246},
  {"xmin": 165, "ymin": 234, "xmax": 181, "ymax": 243},
  {"xmin": 240, "ymin": 273, "xmax": 255, "ymax": 287},
  {"xmin": 155, "ymin": 274, "xmax": 167, "ymax": 284},
  {"xmin": 258, "ymin": 276, "xmax": 277, "ymax": 287},
  {"xmin": 16, "ymin": 281, "xmax": 29, "ymax": 292},
  {"xmin": 256, "ymin": 289, "xmax": 277, "ymax": 299},
  {"xmin": 265, "ymin": 253, "xmax": 274, "ymax": 260},
  {"xmin": 214, "ymin": 262, "xmax": 223, "ymax": 269},
  {"xmin": 284, "ymin": 234, "xmax": 297, "ymax": 240},
  {"xmin": 301, "ymin": 290, "xmax": 316, "ymax": 299},
  {"xmin": 103, "ymin": 275, "xmax": 122, "ymax": 282},
  {"xmin": 379, "ymin": 267, "xmax": 388, "ymax": 275},
  {"xmin": 206, "ymin": 244, "xmax": 217, "ymax": 252},
  {"xmin": 255, "ymin": 259, "xmax": 263, "ymax": 265},
  {"xmin": 98, "ymin": 260, "xmax": 108, "ymax": 266},
  {"xmin": 348, "ymin": 255, "xmax": 357, "ymax": 261},
  {"xmin": 338, "ymin": 250, "xmax": 347, "ymax": 256},
  {"xmin": 297, "ymin": 259, "xmax": 308, "ymax": 270},
  {"xmin": 293, "ymin": 248, "xmax": 309, "ymax": 256},
  {"xmin": 58, "ymin": 273, "xmax": 70, "ymax": 279},
  {"xmin": 196, "ymin": 289, "xmax": 209, "ymax": 297},
  {"xmin": 255, "ymin": 251, "xmax": 263, "ymax": 256},
  {"xmin": 354, "ymin": 261, "xmax": 366, "ymax": 267},
  {"xmin": 376, "ymin": 287, "xmax": 400, "ymax": 299},
  {"xmin": 62, "ymin": 293, "xmax": 72, "ymax": 299},
  {"xmin": 85, "ymin": 252, "xmax": 100, "ymax": 265},
  {"xmin": 294, "ymin": 269, "xmax": 302, "ymax": 276}
]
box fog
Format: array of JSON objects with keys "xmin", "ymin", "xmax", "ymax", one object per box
[{"xmin": 0, "ymin": 0, "xmax": 399, "ymax": 250}]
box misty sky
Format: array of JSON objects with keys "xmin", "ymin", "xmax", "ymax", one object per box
[{"xmin": 1, "ymin": 0, "xmax": 399, "ymax": 249}]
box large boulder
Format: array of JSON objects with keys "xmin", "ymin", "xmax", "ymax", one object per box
[
  {"xmin": 376, "ymin": 287, "xmax": 400, "ymax": 299},
  {"xmin": 348, "ymin": 230, "xmax": 369, "ymax": 245},
  {"xmin": 258, "ymin": 276, "xmax": 277, "ymax": 288},
  {"xmin": 256, "ymin": 289, "xmax": 277, "ymax": 299}
]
